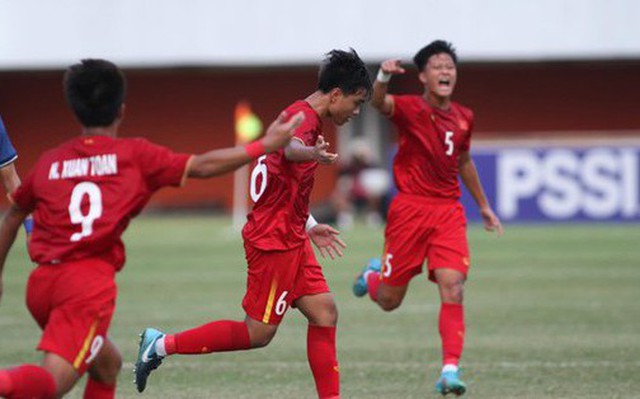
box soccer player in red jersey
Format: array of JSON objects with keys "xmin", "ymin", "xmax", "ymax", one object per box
[
  {"xmin": 352, "ymin": 40, "xmax": 503, "ymax": 396},
  {"xmin": 0, "ymin": 59, "xmax": 302, "ymax": 399},
  {"xmin": 135, "ymin": 49, "xmax": 371, "ymax": 399}
]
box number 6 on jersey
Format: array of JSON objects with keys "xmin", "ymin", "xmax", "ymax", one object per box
[{"xmin": 250, "ymin": 155, "xmax": 268, "ymax": 202}]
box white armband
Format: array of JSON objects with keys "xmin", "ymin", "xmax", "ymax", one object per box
[
  {"xmin": 376, "ymin": 69, "xmax": 392, "ymax": 83},
  {"xmin": 306, "ymin": 214, "xmax": 318, "ymax": 232}
]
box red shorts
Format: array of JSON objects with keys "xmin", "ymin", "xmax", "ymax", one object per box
[
  {"xmin": 26, "ymin": 258, "xmax": 117, "ymax": 375},
  {"xmin": 242, "ymin": 239, "xmax": 330, "ymax": 325},
  {"xmin": 381, "ymin": 193, "xmax": 470, "ymax": 285}
]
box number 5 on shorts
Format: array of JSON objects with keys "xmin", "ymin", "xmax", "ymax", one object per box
[{"xmin": 383, "ymin": 253, "xmax": 393, "ymax": 278}]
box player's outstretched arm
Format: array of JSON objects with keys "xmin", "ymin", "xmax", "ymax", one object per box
[
  {"xmin": 284, "ymin": 135, "xmax": 338, "ymax": 165},
  {"xmin": 459, "ymin": 151, "xmax": 503, "ymax": 236},
  {"xmin": 188, "ymin": 111, "xmax": 304, "ymax": 178},
  {"xmin": 0, "ymin": 205, "xmax": 28, "ymax": 304},
  {"xmin": 306, "ymin": 215, "xmax": 346, "ymax": 260},
  {"xmin": 371, "ymin": 59, "xmax": 405, "ymax": 116}
]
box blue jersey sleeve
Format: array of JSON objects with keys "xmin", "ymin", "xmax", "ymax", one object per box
[{"xmin": 0, "ymin": 117, "xmax": 18, "ymax": 168}]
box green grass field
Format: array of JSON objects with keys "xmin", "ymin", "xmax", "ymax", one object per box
[{"xmin": 1, "ymin": 217, "xmax": 639, "ymax": 398}]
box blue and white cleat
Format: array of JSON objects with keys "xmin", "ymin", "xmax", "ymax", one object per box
[
  {"xmin": 352, "ymin": 258, "xmax": 381, "ymax": 297},
  {"xmin": 134, "ymin": 328, "xmax": 166, "ymax": 393},
  {"xmin": 435, "ymin": 369, "xmax": 467, "ymax": 396}
]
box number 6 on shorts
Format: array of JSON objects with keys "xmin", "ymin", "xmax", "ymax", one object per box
[{"xmin": 275, "ymin": 291, "xmax": 288, "ymax": 316}]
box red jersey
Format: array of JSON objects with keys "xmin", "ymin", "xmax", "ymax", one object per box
[
  {"xmin": 242, "ymin": 101, "xmax": 322, "ymax": 251},
  {"xmin": 390, "ymin": 95, "xmax": 473, "ymax": 199},
  {"xmin": 12, "ymin": 135, "xmax": 191, "ymax": 271}
]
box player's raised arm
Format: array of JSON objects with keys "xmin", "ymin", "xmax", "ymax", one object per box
[
  {"xmin": 188, "ymin": 111, "xmax": 304, "ymax": 178},
  {"xmin": 371, "ymin": 59, "xmax": 405, "ymax": 116},
  {"xmin": 0, "ymin": 205, "xmax": 29, "ymax": 304}
]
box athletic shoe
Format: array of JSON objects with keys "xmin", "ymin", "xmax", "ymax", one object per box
[
  {"xmin": 435, "ymin": 369, "xmax": 467, "ymax": 396},
  {"xmin": 352, "ymin": 258, "xmax": 381, "ymax": 297},
  {"xmin": 134, "ymin": 328, "xmax": 165, "ymax": 393}
]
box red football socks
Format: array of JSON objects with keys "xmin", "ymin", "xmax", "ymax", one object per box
[
  {"xmin": 366, "ymin": 271, "xmax": 381, "ymax": 302},
  {"xmin": 83, "ymin": 377, "xmax": 115, "ymax": 399},
  {"xmin": 439, "ymin": 303, "xmax": 465, "ymax": 365},
  {"xmin": 0, "ymin": 370, "xmax": 11, "ymax": 396},
  {"xmin": 0, "ymin": 365, "xmax": 56, "ymax": 399},
  {"xmin": 172, "ymin": 320, "xmax": 251, "ymax": 354},
  {"xmin": 307, "ymin": 325, "xmax": 340, "ymax": 399}
]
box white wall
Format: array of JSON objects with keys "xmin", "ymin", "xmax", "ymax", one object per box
[{"xmin": 1, "ymin": 0, "xmax": 638, "ymax": 70}]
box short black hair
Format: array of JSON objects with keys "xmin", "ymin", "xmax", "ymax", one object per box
[
  {"xmin": 64, "ymin": 59, "xmax": 126, "ymax": 127},
  {"xmin": 318, "ymin": 49, "xmax": 372, "ymax": 96},
  {"xmin": 413, "ymin": 40, "xmax": 458, "ymax": 71}
]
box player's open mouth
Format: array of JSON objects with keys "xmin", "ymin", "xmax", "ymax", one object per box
[{"xmin": 438, "ymin": 79, "xmax": 451, "ymax": 86}]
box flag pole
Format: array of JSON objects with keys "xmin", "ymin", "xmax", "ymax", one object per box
[{"xmin": 232, "ymin": 101, "xmax": 263, "ymax": 231}]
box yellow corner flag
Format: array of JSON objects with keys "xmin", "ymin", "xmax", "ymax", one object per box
[{"xmin": 235, "ymin": 101, "xmax": 263, "ymax": 144}]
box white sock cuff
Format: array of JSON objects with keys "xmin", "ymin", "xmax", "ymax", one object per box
[
  {"xmin": 362, "ymin": 270, "xmax": 373, "ymax": 282},
  {"xmin": 442, "ymin": 364, "xmax": 459, "ymax": 373},
  {"xmin": 155, "ymin": 337, "xmax": 167, "ymax": 357}
]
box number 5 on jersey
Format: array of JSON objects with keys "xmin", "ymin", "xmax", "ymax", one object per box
[
  {"xmin": 444, "ymin": 131, "xmax": 454, "ymax": 156},
  {"xmin": 250, "ymin": 155, "xmax": 268, "ymax": 202}
]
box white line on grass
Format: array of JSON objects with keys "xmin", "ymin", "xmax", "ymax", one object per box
[{"xmin": 118, "ymin": 360, "xmax": 640, "ymax": 371}]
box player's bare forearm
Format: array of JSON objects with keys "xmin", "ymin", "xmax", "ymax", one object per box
[
  {"xmin": 0, "ymin": 205, "xmax": 28, "ymax": 279},
  {"xmin": 459, "ymin": 153, "xmax": 489, "ymax": 209},
  {"xmin": 0, "ymin": 164, "xmax": 21, "ymax": 193},
  {"xmin": 372, "ymin": 81, "xmax": 394, "ymax": 116},
  {"xmin": 188, "ymin": 146, "xmax": 253, "ymax": 178},
  {"xmin": 285, "ymin": 136, "xmax": 337, "ymax": 165},
  {"xmin": 284, "ymin": 139, "xmax": 316, "ymax": 162},
  {"xmin": 372, "ymin": 59, "xmax": 404, "ymax": 116}
]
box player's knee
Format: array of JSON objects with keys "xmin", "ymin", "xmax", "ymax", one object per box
[
  {"xmin": 326, "ymin": 303, "xmax": 339, "ymax": 326},
  {"xmin": 248, "ymin": 326, "xmax": 277, "ymax": 348},
  {"xmin": 318, "ymin": 302, "xmax": 339, "ymax": 326},
  {"xmin": 307, "ymin": 300, "xmax": 339, "ymax": 327},
  {"xmin": 100, "ymin": 352, "xmax": 122, "ymax": 383},
  {"xmin": 251, "ymin": 332, "xmax": 275, "ymax": 348},
  {"xmin": 440, "ymin": 280, "xmax": 464, "ymax": 304},
  {"xmin": 89, "ymin": 351, "xmax": 122, "ymax": 384},
  {"xmin": 377, "ymin": 293, "xmax": 402, "ymax": 312},
  {"xmin": 298, "ymin": 294, "xmax": 339, "ymax": 327}
]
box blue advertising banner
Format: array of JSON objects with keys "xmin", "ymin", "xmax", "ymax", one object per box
[{"xmin": 460, "ymin": 145, "xmax": 640, "ymax": 222}]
